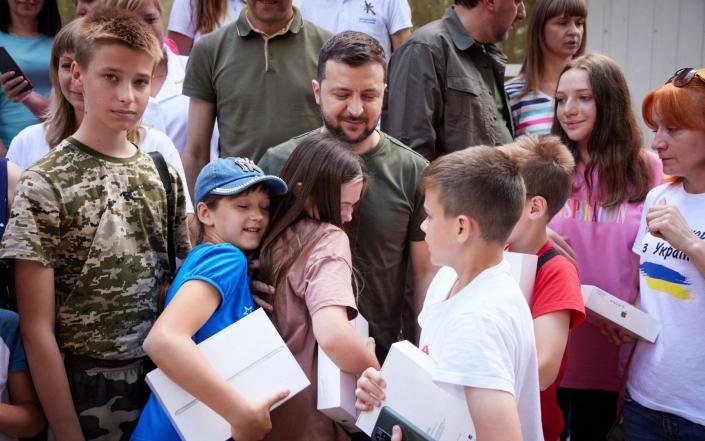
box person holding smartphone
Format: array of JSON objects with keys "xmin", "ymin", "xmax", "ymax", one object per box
[{"xmin": 0, "ymin": 0, "xmax": 61, "ymax": 150}]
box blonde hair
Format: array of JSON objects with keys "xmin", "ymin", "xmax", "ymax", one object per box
[
  {"xmin": 74, "ymin": 8, "xmax": 163, "ymax": 69},
  {"xmin": 44, "ymin": 16, "xmax": 144, "ymax": 147},
  {"xmin": 101, "ymin": 0, "xmax": 163, "ymax": 14}
]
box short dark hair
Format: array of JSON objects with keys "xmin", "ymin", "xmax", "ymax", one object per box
[
  {"xmin": 421, "ymin": 146, "xmax": 525, "ymax": 244},
  {"xmin": 317, "ymin": 31, "xmax": 387, "ymax": 83},
  {"xmin": 0, "ymin": 0, "xmax": 62, "ymax": 36},
  {"xmin": 500, "ymin": 135, "xmax": 575, "ymax": 219},
  {"xmin": 455, "ymin": 0, "xmax": 479, "ymax": 7}
]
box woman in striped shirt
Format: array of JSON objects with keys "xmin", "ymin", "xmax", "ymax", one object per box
[{"xmin": 505, "ymin": 0, "xmax": 587, "ymax": 137}]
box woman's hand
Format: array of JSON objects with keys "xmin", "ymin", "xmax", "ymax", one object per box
[
  {"xmin": 0, "ymin": 71, "xmax": 33, "ymax": 103},
  {"xmin": 647, "ymin": 199, "xmax": 700, "ymax": 253},
  {"xmin": 249, "ymin": 259, "xmax": 275, "ymax": 312}
]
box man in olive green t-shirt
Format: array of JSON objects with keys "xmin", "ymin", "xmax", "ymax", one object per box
[
  {"xmin": 181, "ymin": 0, "xmax": 331, "ymax": 198},
  {"xmin": 259, "ymin": 31, "xmax": 437, "ymax": 361}
]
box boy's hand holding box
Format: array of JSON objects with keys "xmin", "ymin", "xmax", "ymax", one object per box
[
  {"xmin": 355, "ymin": 341, "xmax": 477, "ymax": 440},
  {"xmin": 581, "ymin": 285, "xmax": 661, "ymax": 343},
  {"xmin": 145, "ymin": 308, "xmax": 310, "ymax": 441}
]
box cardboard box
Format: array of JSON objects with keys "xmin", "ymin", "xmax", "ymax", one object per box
[
  {"xmin": 505, "ymin": 251, "xmax": 538, "ymax": 302},
  {"xmin": 317, "ymin": 315, "xmax": 369, "ymax": 432},
  {"xmin": 146, "ymin": 308, "xmax": 310, "ymax": 441},
  {"xmin": 581, "ymin": 285, "xmax": 661, "ymax": 343},
  {"xmin": 355, "ymin": 341, "xmax": 476, "ymax": 440}
]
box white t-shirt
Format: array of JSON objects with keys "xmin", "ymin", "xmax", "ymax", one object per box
[
  {"xmin": 418, "ymin": 263, "xmax": 543, "ymax": 441},
  {"xmin": 167, "ymin": 0, "xmax": 244, "ymax": 42},
  {"xmin": 629, "ymin": 182, "xmax": 705, "ymax": 426},
  {"xmin": 6, "ymin": 123, "xmax": 194, "ymax": 214},
  {"xmin": 142, "ymin": 45, "xmax": 219, "ymax": 161},
  {"xmin": 300, "ymin": 0, "xmax": 412, "ymax": 61}
]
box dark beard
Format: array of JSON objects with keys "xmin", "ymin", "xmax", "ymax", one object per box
[{"xmin": 322, "ymin": 113, "xmax": 376, "ymax": 145}]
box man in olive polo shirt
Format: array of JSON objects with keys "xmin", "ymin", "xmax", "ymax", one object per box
[
  {"xmin": 259, "ymin": 31, "xmax": 437, "ymax": 362},
  {"xmin": 181, "ymin": 0, "xmax": 331, "ymax": 196}
]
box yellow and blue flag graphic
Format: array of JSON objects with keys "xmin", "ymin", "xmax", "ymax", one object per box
[{"xmin": 640, "ymin": 262, "xmax": 694, "ymax": 300}]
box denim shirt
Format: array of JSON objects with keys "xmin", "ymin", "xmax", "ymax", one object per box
[{"xmin": 382, "ymin": 6, "xmax": 514, "ymax": 160}]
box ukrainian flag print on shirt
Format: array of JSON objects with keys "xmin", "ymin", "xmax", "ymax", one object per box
[{"xmin": 639, "ymin": 261, "xmax": 693, "ymax": 300}]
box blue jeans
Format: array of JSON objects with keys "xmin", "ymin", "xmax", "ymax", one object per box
[{"xmin": 624, "ymin": 392, "xmax": 705, "ymax": 441}]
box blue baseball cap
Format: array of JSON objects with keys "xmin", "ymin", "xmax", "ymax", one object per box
[{"xmin": 194, "ymin": 157, "xmax": 288, "ymax": 203}]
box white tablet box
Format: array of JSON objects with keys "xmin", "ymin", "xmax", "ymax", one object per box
[
  {"xmin": 145, "ymin": 308, "xmax": 310, "ymax": 441},
  {"xmin": 581, "ymin": 285, "xmax": 661, "ymax": 343},
  {"xmin": 505, "ymin": 251, "xmax": 538, "ymax": 303},
  {"xmin": 355, "ymin": 341, "xmax": 476, "ymax": 440},
  {"xmin": 317, "ymin": 315, "xmax": 369, "ymax": 432}
]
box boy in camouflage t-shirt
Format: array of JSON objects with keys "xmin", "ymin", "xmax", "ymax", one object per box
[{"xmin": 0, "ymin": 11, "xmax": 190, "ymax": 441}]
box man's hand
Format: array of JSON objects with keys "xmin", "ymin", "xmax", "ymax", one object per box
[
  {"xmin": 249, "ymin": 259, "xmax": 275, "ymax": 312},
  {"xmin": 230, "ymin": 389, "xmax": 289, "ymax": 441},
  {"xmin": 355, "ymin": 367, "xmax": 386, "ymax": 411}
]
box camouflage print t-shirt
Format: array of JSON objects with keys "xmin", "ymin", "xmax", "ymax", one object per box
[{"xmin": 0, "ymin": 138, "xmax": 191, "ymax": 360}]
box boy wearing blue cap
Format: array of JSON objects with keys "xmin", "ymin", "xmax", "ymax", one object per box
[{"xmin": 132, "ymin": 157, "xmax": 290, "ymax": 441}]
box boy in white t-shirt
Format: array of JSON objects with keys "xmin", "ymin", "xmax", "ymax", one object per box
[{"xmin": 356, "ymin": 146, "xmax": 543, "ymax": 441}]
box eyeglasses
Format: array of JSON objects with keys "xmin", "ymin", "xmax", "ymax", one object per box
[{"xmin": 665, "ymin": 68, "xmax": 705, "ymax": 87}]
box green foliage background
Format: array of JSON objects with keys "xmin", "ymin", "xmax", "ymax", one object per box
[{"xmin": 56, "ymin": 0, "xmax": 531, "ymax": 64}]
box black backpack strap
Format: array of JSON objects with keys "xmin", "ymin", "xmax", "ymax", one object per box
[
  {"xmin": 0, "ymin": 158, "xmax": 8, "ymax": 237},
  {"xmin": 536, "ymin": 248, "xmax": 560, "ymax": 275},
  {"xmin": 148, "ymin": 152, "xmax": 175, "ymax": 277}
]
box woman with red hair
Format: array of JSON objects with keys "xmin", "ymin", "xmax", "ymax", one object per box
[{"xmin": 625, "ymin": 68, "xmax": 705, "ymax": 440}]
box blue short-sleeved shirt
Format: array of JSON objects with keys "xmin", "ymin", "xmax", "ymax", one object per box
[
  {"xmin": 131, "ymin": 243, "xmax": 257, "ymax": 441},
  {"xmin": 0, "ymin": 32, "xmax": 52, "ymax": 147},
  {"xmin": 0, "ymin": 309, "xmax": 28, "ymax": 409}
]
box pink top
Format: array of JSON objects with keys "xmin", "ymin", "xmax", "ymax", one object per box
[
  {"xmin": 548, "ymin": 151, "xmax": 662, "ymax": 391},
  {"xmin": 265, "ymin": 219, "xmax": 357, "ymax": 441}
]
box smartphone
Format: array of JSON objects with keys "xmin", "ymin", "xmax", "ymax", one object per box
[
  {"xmin": 0, "ymin": 47, "xmax": 33, "ymax": 94},
  {"xmin": 371, "ymin": 406, "xmax": 436, "ymax": 441}
]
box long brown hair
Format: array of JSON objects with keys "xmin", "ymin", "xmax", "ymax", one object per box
[
  {"xmin": 45, "ymin": 19, "xmax": 82, "ymax": 148},
  {"xmin": 259, "ymin": 132, "xmax": 366, "ymax": 297},
  {"xmin": 519, "ymin": 0, "xmax": 587, "ymax": 97},
  {"xmin": 551, "ymin": 53, "xmax": 651, "ymax": 207},
  {"xmin": 195, "ymin": 0, "xmax": 228, "ymax": 35}
]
